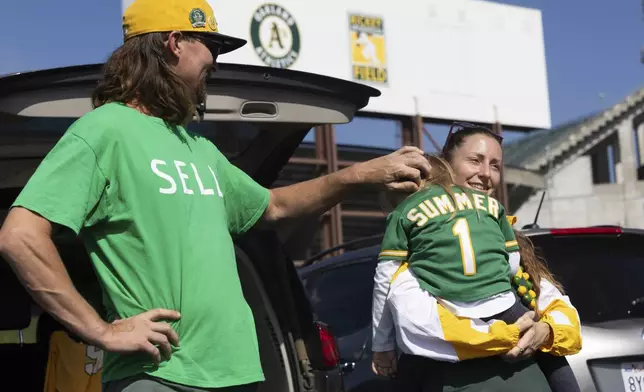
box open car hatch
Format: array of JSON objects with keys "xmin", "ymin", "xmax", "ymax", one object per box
[
  {"xmin": 0, "ymin": 62, "xmax": 381, "ymax": 193},
  {"xmin": 0, "ymin": 62, "xmax": 382, "ymax": 392}
]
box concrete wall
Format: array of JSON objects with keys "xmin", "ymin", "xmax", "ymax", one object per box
[{"xmin": 514, "ymin": 116, "xmax": 644, "ymax": 229}]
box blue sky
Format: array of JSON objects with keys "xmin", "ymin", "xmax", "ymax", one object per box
[{"xmin": 1, "ymin": 0, "xmax": 641, "ymax": 152}]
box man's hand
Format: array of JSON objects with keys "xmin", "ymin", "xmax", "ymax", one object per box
[
  {"xmin": 351, "ymin": 146, "xmax": 431, "ymax": 193},
  {"xmin": 260, "ymin": 146, "xmax": 431, "ymax": 227},
  {"xmin": 99, "ymin": 308, "xmax": 181, "ymax": 367},
  {"xmin": 372, "ymin": 350, "xmax": 398, "ymax": 377}
]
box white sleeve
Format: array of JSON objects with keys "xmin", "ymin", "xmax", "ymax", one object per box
[
  {"xmin": 536, "ymin": 279, "xmax": 583, "ymax": 356},
  {"xmin": 538, "ymin": 279, "xmax": 575, "ymax": 312},
  {"xmin": 386, "ymin": 268, "xmax": 521, "ymax": 362},
  {"xmin": 508, "ymin": 251, "xmax": 521, "ymax": 276},
  {"xmin": 372, "ymin": 260, "xmax": 400, "ymax": 352}
]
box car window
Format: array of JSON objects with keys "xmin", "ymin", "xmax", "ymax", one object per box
[
  {"xmin": 305, "ymin": 258, "xmax": 377, "ymax": 338},
  {"xmin": 0, "ymin": 113, "xmax": 258, "ymax": 160},
  {"xmin": 529, "ymin": 233, "xmax": 644, "ymax": 323},
  {"xmin": 186, "ymin": 121, "xmax": 259, "ymax": 159}
]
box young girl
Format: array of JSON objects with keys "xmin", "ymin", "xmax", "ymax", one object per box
[{"xmin": 372, "ymin": 155, "xmax": 580, "ymax": 392}]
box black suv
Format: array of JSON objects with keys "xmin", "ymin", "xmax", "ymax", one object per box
[
  {"xmin": 298, "ymin": 227, "xmax": 644, "ymax": 392},
  {"xmin": 0, "ymin": 62, "xmax": 382, "ymax": 392}
]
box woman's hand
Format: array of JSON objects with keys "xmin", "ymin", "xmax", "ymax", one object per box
[
  {"xmin": 372, "ymin": 350, "xmax": 398, "ymax": 377},
  {"xmin": 503, "ymin": 321, "xmax": 553, "ymax": 362},
  {"xmin": 513, "ymin": 310, "xmax": 537, "ymax": 333}
]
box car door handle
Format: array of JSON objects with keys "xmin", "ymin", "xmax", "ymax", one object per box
[
  {"xmin": 240, "ymin": 101, "xmax": 278, "ymax": 118},
  {"xmin": 340, "ymin": 362, "xmax": 356, "ymax": 374}
]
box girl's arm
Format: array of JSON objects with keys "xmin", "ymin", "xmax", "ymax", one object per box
[
  {"xmin": 383, "ymin": 262, "xmax": 534, "ymax": 362},
  {"xmin": 372, "ymin": 260, "xmax": 399, "ymax": 352}
]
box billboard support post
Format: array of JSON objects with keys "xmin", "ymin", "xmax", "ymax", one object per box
[
  {"xmin": 315, "ymin": 124, "xmax": 343, "ymax": 254},
  {"xmin": 494, "ymin": 121, "xmax": 510, "ymax": 209},
  {"xmin": 314, "ymin": 126, "xmax": 331, "ymax": 252},
  {"xmin": 401, "ymin": 116, "xmax": 424, "ymax": 150},
  {"xmin": 413, "ymin": 115, "xmax": 425, "ymax": 152}
]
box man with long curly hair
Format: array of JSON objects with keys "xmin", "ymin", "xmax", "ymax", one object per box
[{"xmin": 0, "ymin": 0, "xmax": 431, "ymax": 391}]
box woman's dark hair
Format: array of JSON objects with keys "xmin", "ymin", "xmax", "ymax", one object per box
[
  {"xmin": 514, "ymin": 229, "xmax": 565, "ymax": 311},
  {"xmin": 440, "ymin": 124, "xmax": 503, "ymax": 164},
  {"xmin": 92, "ymin": 32, "xmax": 201, "ymax": 126}
]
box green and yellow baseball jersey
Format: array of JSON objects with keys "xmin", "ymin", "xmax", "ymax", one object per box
[
  {"xmin": 44, "ymin": 331, "xmax": 103, "ymax": 392},
  {"xmin": 378, "ymin": 185, "xmax": 519, "ymax": 302}
]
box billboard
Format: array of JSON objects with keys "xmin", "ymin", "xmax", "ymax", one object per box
[{"xmin": 121, "ymin": 0, "xmax": 551, "ymax": 129}]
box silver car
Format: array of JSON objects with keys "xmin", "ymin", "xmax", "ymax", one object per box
[{"xmin": 299, "ymin": 226, "xmax": 644, "ymax": 392}]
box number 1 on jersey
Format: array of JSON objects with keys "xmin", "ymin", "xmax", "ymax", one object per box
[{"xmin": 452, "ymin": 218, "xmax": 476, "ymax": 276}]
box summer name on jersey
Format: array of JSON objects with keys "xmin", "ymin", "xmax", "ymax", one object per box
[
  {"xmin": 405, "ymin": 188, "xmax": 501, "ymax": 227},
  {"xmin": 378, "ymin": 185, "xmax": 519, "ymax": 302}
]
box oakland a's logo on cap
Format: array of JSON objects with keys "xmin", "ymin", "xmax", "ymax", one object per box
[
  {"xmin": 189, "ymin": 8, "xmax": 206, "ymax": 28},
  {"xmin": 250, "ymin": 3, "xmax": 300, "ymax": 69}
]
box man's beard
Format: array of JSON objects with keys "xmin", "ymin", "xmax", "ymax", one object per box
[{"xmin": 194, "ymin": 79, "xmax": 207, "ymax": 121}]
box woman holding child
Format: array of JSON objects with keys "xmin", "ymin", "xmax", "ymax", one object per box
[{"xmin": 372, "ymin": 123, "xmax": 583, "ymax": 391}]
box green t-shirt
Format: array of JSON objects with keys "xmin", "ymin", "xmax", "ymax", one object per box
[
  {"xmin": 12, "ymin": 103, "xmax": 270, "ymax": 388},
  {"xmin": 378, "ymin": 185, "xmax": 519, "ymax": 302}
]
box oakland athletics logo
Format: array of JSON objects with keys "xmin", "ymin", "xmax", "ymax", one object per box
[{"xmin": 250, "ymin": 4, "xmax": 300, "ymax": 69}]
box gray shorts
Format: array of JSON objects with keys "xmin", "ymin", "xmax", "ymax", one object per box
[{"xmin": 103, "ymin": 374, "xmax": 260, "ymax": 392}]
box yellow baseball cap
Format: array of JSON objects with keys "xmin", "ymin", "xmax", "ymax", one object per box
[{"xmin": 122, "ymin": 0, "xmax": 246, "ymax": 54}]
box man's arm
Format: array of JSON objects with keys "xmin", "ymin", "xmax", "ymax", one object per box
[
  {"xmin": 0, "ymin": 208, "xmax": 180, "ymax": 366},
  {"xmin": 0, "ymin": 208, "xmax": 108, "ymax": 344},
  {"xmin": 260, "ymin": 146, "xmax": 430, "ymax": 226}
]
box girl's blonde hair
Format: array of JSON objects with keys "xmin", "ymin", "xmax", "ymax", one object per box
[{"xmin": 380, "ymin": 154, "xmax": 458, "ymax": 217}]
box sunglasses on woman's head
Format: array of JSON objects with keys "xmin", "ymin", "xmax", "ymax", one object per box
[{"xmin": 442, "ymin": 121, "xmax": 503, "ymax": 153}]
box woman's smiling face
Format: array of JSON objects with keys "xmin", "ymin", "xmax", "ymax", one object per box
[{"xmin": 448, "ymin": 133, "xmax": 502, "ymax": 195}]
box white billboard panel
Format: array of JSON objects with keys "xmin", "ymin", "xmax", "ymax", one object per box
[{"xmin": 121, "ymin": 0, "xmax": 551, "ymax": 129}]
